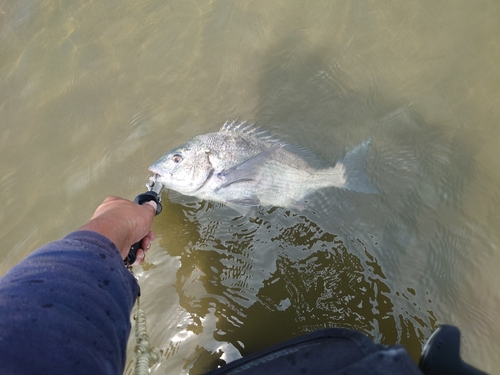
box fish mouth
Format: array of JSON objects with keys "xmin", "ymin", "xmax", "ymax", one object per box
[
  {"xmin": 148, "ymin": 173, "xmax": 161, "ymax": 183},
  {"xmin": 148, "ymin": 166, "xmax": 165, "ymax": 182}
]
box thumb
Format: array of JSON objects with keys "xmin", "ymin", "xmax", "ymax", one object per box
[{"xmin": 143, "ymin": 200, "xmax": 157, "ymax": 214}]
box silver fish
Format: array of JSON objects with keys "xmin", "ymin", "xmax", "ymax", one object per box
[{"xmin": 149, "ymin": 120, "xmax": 379, "ymax": 209}]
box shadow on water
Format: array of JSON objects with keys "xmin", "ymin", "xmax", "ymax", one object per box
[{"xmin": 152, "ymin": 33, "xmax": 477, "ymax": 374}]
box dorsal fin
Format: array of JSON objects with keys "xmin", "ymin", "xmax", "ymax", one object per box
[
  {"xmin": 220, "ymin": 119, "xmax": 329, "ymax": 168},
  {"xmin": 220, "ymin": 119, "xmax": 282, "ymax": 143}
]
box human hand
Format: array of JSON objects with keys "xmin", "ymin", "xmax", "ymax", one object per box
[{"xmin": 79, "ymin": 196, "xmax": 157, "ymax": 265}]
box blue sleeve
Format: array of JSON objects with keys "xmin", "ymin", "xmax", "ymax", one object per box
[{"xmin": 0, "ymin": 230, "xmax": 139, "ymax": 375}]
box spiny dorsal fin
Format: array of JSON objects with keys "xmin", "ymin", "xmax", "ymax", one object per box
[{"xmin": 220, "ymin": 119, "xmax": 282, "ymax": 143}]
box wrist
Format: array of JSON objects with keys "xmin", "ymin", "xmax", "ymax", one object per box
[{"xmin": 79, "ymin": 217, "xmax": 128, "ymax": 258}]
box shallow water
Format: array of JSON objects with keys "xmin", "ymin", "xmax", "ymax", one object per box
[{"xmin": 1, "ymin": 1, "xmax": 500, "ymax": 374}]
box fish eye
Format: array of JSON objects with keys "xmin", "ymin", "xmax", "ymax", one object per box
[{"xmin": 172, "ymin": 154, "xmax": 183, "ymax": 163}]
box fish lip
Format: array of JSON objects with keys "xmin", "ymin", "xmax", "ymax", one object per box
[
  {"xmin": 149, "ymin": 166, "xmax": 164, "ymax": 177},
  {"xmin": 148, "ymin": 173, "xmax": 161, "ymax": 183},
  {"xmin": 148, "ymin": 166, "xmax": 164, "ymax": 184}
]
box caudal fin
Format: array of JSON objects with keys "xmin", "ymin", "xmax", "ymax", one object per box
[{"xmin": 340, "ymin": 138, "xmax": 380, "ymax": 194}]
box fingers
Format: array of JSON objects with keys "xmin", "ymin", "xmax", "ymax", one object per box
[
  {"xmin": 141, "ymin": 230, "xmax": 155, "ymax": 249},
  {"xmin": 133, "ymin": 249, "xmax": 146, "ymax": 265},
  {"xmin": 132, "ymin": 231, "xmax": 155, "ymax": 265}
]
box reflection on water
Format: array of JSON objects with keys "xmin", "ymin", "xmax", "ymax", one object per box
[
  {"xmin": 176, "ymin": 201, "xmax": 434, "ymax": 351},
  {"xmin": 2, "ymin": 1, "xmax": 500, "ymax": 374}
]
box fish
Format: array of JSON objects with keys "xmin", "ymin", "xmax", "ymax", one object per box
[{"xmin": 149, "ymin": 120, "xmax": 379, "ymax": 210}]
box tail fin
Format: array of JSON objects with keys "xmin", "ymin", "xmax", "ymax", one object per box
[{"xmin": 340, "ymin": 138, "xmax": 380, "ymax": 194}]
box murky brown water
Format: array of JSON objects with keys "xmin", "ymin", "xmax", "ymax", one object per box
[{"xmin": 1, "ymin": 1, "xmax": 500, "ymax": 374}]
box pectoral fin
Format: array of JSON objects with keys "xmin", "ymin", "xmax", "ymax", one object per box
[
  {"xmin": 217, "ymin": 144, "xmax": 282, "ymax": 188},
  {"xmin": 226, "ymin": 196, "xmax": 261, "ymax": 206},
  {"xmin": 226, "ymin": 202, "xmax": 258, "ymax": 217}
]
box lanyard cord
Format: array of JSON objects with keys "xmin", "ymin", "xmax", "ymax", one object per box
[{"xmin": 128, "ymin": 265, "xmax": 162, "ymax": 374}]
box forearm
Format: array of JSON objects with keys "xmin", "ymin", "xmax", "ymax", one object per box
[{"xmin": 0, "ymin": 230, "xmax": 138, "ymax": 375}]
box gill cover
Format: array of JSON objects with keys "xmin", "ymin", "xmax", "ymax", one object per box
[{"xmin": 149, "ymin": 140, "xmax": 214, "ymax": 194}]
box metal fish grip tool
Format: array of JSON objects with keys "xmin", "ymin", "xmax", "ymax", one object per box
[
  {"xmin": 125, "ymin": 180, "xmax": 164, "ymax": 375},
  {"xmin": 125, "ymin": 180, "xmax": 163, "ymax": 266}
]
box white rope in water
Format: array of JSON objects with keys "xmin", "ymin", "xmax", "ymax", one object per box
[
  {"xmin": 126, "ymin": 265, "xmax": 162, "ymax": 375},
  {"xmin": 133, "ymin": 295, "xmax": 163, "ymax": 375}
]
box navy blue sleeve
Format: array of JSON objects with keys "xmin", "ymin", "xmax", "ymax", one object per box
[{"xmin": 0, "ymin": 230, "xmax": 139, "ymax": 375}]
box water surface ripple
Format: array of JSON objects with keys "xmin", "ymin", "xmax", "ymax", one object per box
[{"xmin": 1, "ymin": 1, "xmax": 499, "ymax": 374}]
